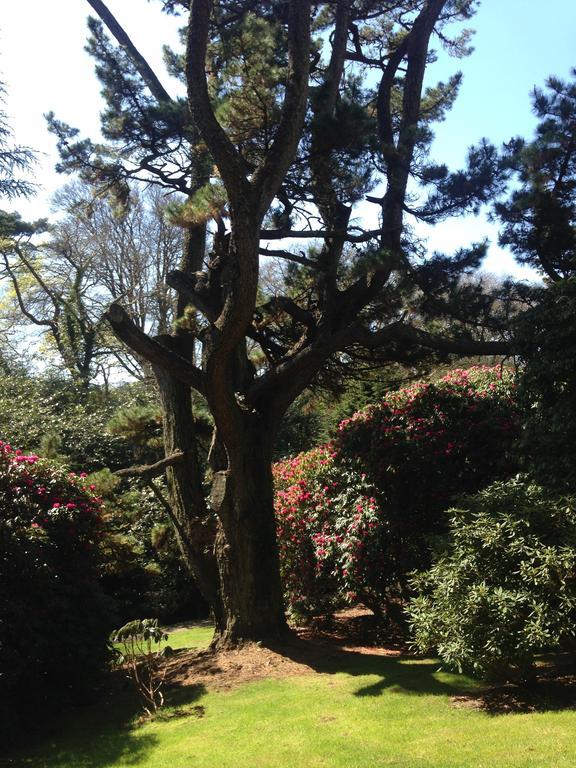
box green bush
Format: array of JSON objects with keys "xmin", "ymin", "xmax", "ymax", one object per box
[
  {"xmin": 96, "ymin": 474, "xmax": 208, "ymax": 624},
  {"xmin": 0, "ymin": 375, "xmax": 148, "ymax": 471},
  {"xmin": 407, "ymin": 477, "xmax": 576, "ymax": 681},
  {"xmin": 0, "ymin": 442, "xmax": 115, "ymax": 744}
]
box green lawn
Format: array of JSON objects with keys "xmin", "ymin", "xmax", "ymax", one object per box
[
  {"xmin": 4, "ymin": 626, "xmax": 575, "ymax": 768},
  {"xmin": 124, "ymin": 622, "xmax": 215, "ymax": 653}
]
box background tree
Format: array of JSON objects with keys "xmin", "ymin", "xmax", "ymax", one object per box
[
  {"xmin": 495, "ymin": 71, "xmax": 576, "ymax": 282},
  {"xmin": 0, "ymin": 211, "xmax": 104, "ymax": 390},
  {"xmin": 0, "ymin": 183, "xmax": 185, "ymax": 385},
  {"xmin": 0, "ymin": 81, "xmax": 36, "ymax": 201},
  {"xmin": 50, "ymin": 0, "xmax": 513, "ymax": 646},
  {"xmin": 493, "ymin": 72, "xmax": 576, "ymax": 492}
]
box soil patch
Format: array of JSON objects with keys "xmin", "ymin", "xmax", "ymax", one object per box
[{"xmin": 165, "ymin": 607, "xmax": 405, "ymax": 691}]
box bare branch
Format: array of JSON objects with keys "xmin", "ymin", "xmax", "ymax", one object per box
[{"xmin": 0, "ymin": 252, "xmax": 55, "ymax": 330}]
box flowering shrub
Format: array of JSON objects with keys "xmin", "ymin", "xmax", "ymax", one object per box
[
  {"xmin": 274, "ymin": 446, "xmax": 392, "ymax": 617},
  {"xmin": 407, "ymin": 477, "xmax": 576, "ymax": 681},
  {"xmin": 0, "ymin": 442, "xmax": 114, "ymax": 744},
  {"xmin": 274, "ymin": 367, "xmax": 519, "ymax": 619},
  {"xmin": 332, "ymin": 366, "xmax": 519, "ymax": 591}
]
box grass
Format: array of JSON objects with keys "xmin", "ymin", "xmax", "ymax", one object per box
[
  {"xmin": 162, "ymin": 624, "xmax": 214, "ymax": 651},
  {"xmin": 4, "ymin": 626, "xmax": 576, "ymax": 768}
]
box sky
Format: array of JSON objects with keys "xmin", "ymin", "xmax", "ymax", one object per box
[{"xmin": 1, "ymin": 0, "xmax": 575, "ymax": 278}]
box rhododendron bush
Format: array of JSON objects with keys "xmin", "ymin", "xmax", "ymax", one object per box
[
  {"xmin": 274, "ymin": 446, "xmax": 392, "ymax": 617},
  {"xmin": 274, "ymin": 367, "xmax": 519, "ymax": 619},
  {"xmin": 407, "ymin": 477, "xmax": 576, "ymax": 681},
  {"xmin": 0, "ymin": 442, "xmax": 114, "ymax": 743}
]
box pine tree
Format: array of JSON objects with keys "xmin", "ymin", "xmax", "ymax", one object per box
[
  {"xmin": 49, "ymin": 0, "xmax": 513, "ymax": 645},
  {"xmin": 495, "ymin": 71, "xmax": 576, "ymax": 282}
]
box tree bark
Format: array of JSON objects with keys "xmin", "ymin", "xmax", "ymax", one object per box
[{"xmin": 209, "ymin": 418, "xmax": 289, "ymax": 647}]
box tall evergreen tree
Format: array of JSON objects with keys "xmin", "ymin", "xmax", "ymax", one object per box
[
  {"xmin": 494, "ymin": 72, "xmax": 576, "ymax": 491},
  {"xmin": 495, "ymin": 71, "xmax": 576, "ymax": 282},
  {"xmin": 49, "ymin": 0, "xmax": 513, "ymax": 645}
]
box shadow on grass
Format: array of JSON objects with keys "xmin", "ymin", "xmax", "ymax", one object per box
[
  {"xmin": 271, "ymin": 637, "xmax": 576, "ymax": 712},
  {"xmin": 266, "ymin": 635, "xmax": 473, "ymax": 700},
  {"xmin": 267, "ymin": 635, "xmax": 576, "ymax": 714},
  {"xmin": 464, "ymin": 653, "xmax": 576, "ymax": 715},
  {"xmin": 2, "ymin": 673, "xmax": 207, "ymax": 768}
]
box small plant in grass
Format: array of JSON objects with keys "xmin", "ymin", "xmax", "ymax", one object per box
[{"xmin": 110, "ymin": 618, "xmax": 170, "ymax": 715}]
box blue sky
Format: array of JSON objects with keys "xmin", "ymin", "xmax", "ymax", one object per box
[{"xmin": 1, "ymin": 0, "xmax": 575, "ymax": 277}]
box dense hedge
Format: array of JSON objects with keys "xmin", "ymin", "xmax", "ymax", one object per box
[
  {"xmin": 0, "ymin": 442, "xmax": 115, "ymax": 744},
  {"xmin": 274, "ymin": 367, "xmax": 519, "ymax": 618}
]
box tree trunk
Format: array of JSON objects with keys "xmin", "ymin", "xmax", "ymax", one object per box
[
  {"xmin": 209, "ymin": 421, "xmax": 290, "ymax": 647},
  {"xmin": 153, "ymin": 362, "xmax": 225, "ymax": 628}
]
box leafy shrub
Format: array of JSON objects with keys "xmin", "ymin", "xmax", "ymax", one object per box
[
  {"xmin": 0, "ymin": 442, "xmax": 115, "ymax": 743},
  {"xmin": 407, "ymin": 477, "xmax": 576, "ymax": 681}
]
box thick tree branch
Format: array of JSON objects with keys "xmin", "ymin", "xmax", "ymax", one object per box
[
  {"xmin": 186, "ymin": 0, "xmax": 251, "ymax": 206},
  {"xmin": 353, "ymin": 322, "xmax": 512, "ymax": 356},
  {"xmin": 309, "ymin": 0, "xmax": 351, "ymax": 303},
  {"xmin": 263, "ymin": 296, "xmax": 316, "ymax": 329},
  {"xmin": 258, "ymin": 246, "xmax": 321, "ymax": 270},
  {"xmin": 166, "ymin": 268, "xmax": 218, "ymax": 320},
  {"xmin": 85, "ymin": 0, "xmax": 173, "ymax": 104},
  {"xmin": 105, "ymin": 303, "xmax": 205, "ymax": 392},
  {"xmin": 260, "ymin": 227, "xmax": 384, "ymax": 242},
  {"xmin": 248, "ymin": 316, "xmax": 511, "ymax": 420},
  {"xmin": 252, "ymin": 0, "xmax": 312, "ymax": 217},
  {"xmin": 115, "ymin": 451, "xmax": 186, "ymax": 478}
]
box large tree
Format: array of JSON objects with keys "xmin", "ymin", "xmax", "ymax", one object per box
[
  {"xmin": 494, "ymin": 72, "xmax": 576, "ymax": 491},
  {"xmin": 49, "ymin": 0, "xmax": 512, "ymax": 645}
]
